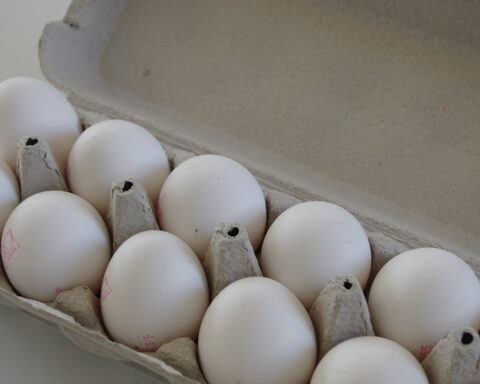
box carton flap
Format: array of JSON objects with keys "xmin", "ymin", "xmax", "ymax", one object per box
[{"xmin": 40, "ymin": 0, "xmax": 480, "ymax": 263}]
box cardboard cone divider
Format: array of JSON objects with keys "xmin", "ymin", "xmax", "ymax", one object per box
[
  {"xmin": 16, "ymin": 135, "xmax": 69, "ymax": 200},
  {"xmin": 149, "ymin": 338, "xmax": 207, "ymax": 384},
  {"xmin": 203, "ymin": 222, "xmax": 262, "ymax": 299},
  {"xmin": 0, "ymin": 135, "xmax": 476, "ymax": 383},
  {"xmin": 51, "ymin": 286, "xmax": 105, "ymax": 335},
  {"xmin": 107, "ymin": 178, "xmax": 159, "ymax": 253},
  {"xmin": 422, "ymin": 327, "xmax": 480, "ymax": 384},
  {"xmin": 309, "ymin": 274, "xmax": 374, "ymax": 360}
]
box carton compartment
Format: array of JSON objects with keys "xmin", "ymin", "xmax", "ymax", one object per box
[
  {"xmin": 0, "ymin": 117, "xmax": 413, "ymax": 383},
  {"xmin": 0, "ymin": 125, "xmax": 476, "ymax": 382}
]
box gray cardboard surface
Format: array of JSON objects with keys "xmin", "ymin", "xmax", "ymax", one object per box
[
  {"xmin": 422, "ymin": 327, "xmax": 480, "ymax": 384},
  {"xmin": 39, "ymin": 0, "xmax": 480, "ymax": 269},
  {"xmin": 203, "ymin": 223, "xmax": 262, "ymax": 299},
  {"xmin": 16, "ymin": 136, "xmax": 69, "ymax": 199},
  {"xmin": 310, "ymin": 275, "xmax": 374, "ymax": 360},
  {"xmin": 107, "ymin": 178, "xmax": 159, "ymax": 253}
]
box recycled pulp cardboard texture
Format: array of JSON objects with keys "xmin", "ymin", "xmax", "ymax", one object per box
[
  {"xmin": 422, "ymin": 327, "xmax": 480, "ymax": 384},
  {"xmin": 16, "ymin": 136, "xmax": 69, "ymax": 200},
  {"xmin": 107, "ymin": 178, "xmax": 159, "ymax": 253},
  {"xmin": 309, "ymin": 275, "xmax": 374, "ymax": 360},
  {"xmin": 39, "ymin": 0, "xmax": 480, "ymax": 271},
  {"xmin": 203, "ymin": 222, "xmax": 262, "ymax": 299},
  {"xmin": 0, "ymin": 0, "xmax": 473, "ymax": 382}
]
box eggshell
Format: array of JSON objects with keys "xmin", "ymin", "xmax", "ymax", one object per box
[
  {"xmin": 198, "ymin": 277, "xmax": 317, "ymax": 384},
  {"xmin": 158, "ymin": 155, "xmax": 266, "ymax": 259},
  {"xmin": 261, "ymin": 201, "xmax": 371, "ymax": 308},
  {"xmin": 310, "ymin": 336, "xmax": 429, "ymax": 384},
  {"xmin": 68, "ymin": 119, "xmax": 170, "ymax": 217},
  {"xmin": 368, "ymin": 248, "xmax": 480, "ymax": 359},
  {"xmin": 1, "ymin": 191, "xmax": 111, "ymax": 302},
  {"xmin": 0, "ymin": 161, "xmax": 19, "ymax": 233},
  {"xmin": 101, "ymin": 230, "xmax": 209, "ymax": 352},
  {"xmin": 0, "ymin": 77, "xmax": 80, "ymax": 170}
]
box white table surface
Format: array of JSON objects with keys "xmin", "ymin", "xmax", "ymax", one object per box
[{"xmin": 0, "ymin": 1, "xmax": 157, "ymax": 383}]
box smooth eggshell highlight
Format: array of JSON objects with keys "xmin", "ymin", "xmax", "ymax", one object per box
[
  {"xmin": 1, "ymin": 191, "xmax": 111, "ymax": 302},
  {"xmin": 158, "ymin": 154, "xmax": 266, "ymax": 259},
  {"xmin": 368, "ymin": 247, "xmax": 480, "ymax": 359},
  {"xmin": 0, "ymin": 77, "xmax": 80, "ymax": 170},
  {"xmin": 310, "ymin": 336, "xmax": 429, "ymax": 384},
  {"xmin": 261, "ymin": 201, "xmax": 371, "ymax": 308},
  {"xmin": 198, "ymin": 277, "xmax": 317, "ymax": 384},
  {"xmin": 101, "ymin": 230, "xmax": 209, "ymax": 351},
  {"xmin": 68, "ymin": 119, "xmax": 170, "ymax": 217}
]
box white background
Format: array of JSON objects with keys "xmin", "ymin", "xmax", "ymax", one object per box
[{"xmin": 0, "ymin": 1, "xmax": 157, "ymax": 383}]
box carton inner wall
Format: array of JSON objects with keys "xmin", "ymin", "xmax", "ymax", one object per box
[{"xmin": 40, "ymin": 0, "xmax": 480, "ymax": 266}]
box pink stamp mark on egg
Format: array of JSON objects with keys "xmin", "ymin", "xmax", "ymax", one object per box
[
  {"xmin": 136, "ymin": 334, "xmax": 159, "ymax": 352},
  {"xmin": 101, "ymin": 276, "xmax": 112, "ymax": 302},
  {"xmin": 1, "ymin": 228, "xmax": 21, "ymax": 264},
  {"xmin": 419, "ymin": 344, "xmax": 433, "ymax": 360},
  {"xmin": 54, "ymin": 288, "xmax": 64, "ymax": 294}
]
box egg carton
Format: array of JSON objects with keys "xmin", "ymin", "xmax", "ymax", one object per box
[
  {"xmin": 2, "ymin": 0, "xmax": 480, "ymax": 382},
  {"xmin": 2, "ymin": 122, "xmax": 478, "ymax": 384}
]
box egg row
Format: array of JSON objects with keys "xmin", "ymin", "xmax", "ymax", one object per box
[{"xmin": 0, "ymin": 77, "xmax": 479, "ymax": 384}]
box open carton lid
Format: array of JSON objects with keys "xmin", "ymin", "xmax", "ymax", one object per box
[{"xmin": 39, "ymin": 0, "xmax": 480, "ymax": 267}]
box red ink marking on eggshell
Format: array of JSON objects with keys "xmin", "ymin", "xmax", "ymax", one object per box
[
  {"xmin": 101, "ymin": 276, "xmax": 112, "ymax": 302},
  {"xmin": 135, "ymin": 334, "xmax": 159, "ymax": 352},
  {"xmin": 1, "ymin": 228, "xmax": 21, "ymax": 263},
  {"xmin": 419, "ymin": 344, "xmax": 433, "ymax": 360},
  {"xmin": 54, "ymin": 288, "xmax": 64, "ymax": 294}
]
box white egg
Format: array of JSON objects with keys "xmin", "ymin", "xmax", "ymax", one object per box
[
  {"xmin": 101, "ymin": 230, "xmax": 209, "ymax": 351},
  {"xmin": 310, "ymin": 337, "xmax": 429, "ymax": 384},
  {"xmin": 198, "ymin": 277, "xmax": 317, "ymax": 384},
  {"xmin": 0, "ymin": 77, "xmax": 80, "ymax": 170},
  {"xmin": 1, "ymin": 191, "xmax": 111, "ymax": 301},
  {"xmin": 369, "ymin": 248, "xmax": 480, "ymax": 359},
  {"xmin": 261, "ymin": 201, "xmax": 371, "ymax": 308},
  {"xmin": 158, "ymin": 154, "xmax": 266, "ymax": 259},
  {"xmin": 67, "ymin": 119, "xmax": 170, "ymax": 217},
  {"xmin": 0, "ymin": 161, "xmax": 19, "ymax": 233}
]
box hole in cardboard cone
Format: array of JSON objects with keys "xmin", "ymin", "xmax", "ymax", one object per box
[
  {"xmin": 461, "ymin": 332, "xmax": 474, "ymax": 345},
  {"xmin": 26, "ymin": 137, "xmax": 38, "ymax": 146},
  {"xmin": 122, "ymin": 181, "xmax": 134, "ymax": 192},
  {"xmin": 227, "ymin": 227, "xmax": 239, "ymax": 237}
]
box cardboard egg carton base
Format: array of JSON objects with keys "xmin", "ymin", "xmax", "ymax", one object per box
[
  {"xmin": 16, "ymin": 135, "xmax": 69, "ymax": 200},
  {"xmin": 3, "ymin": 112, "xmax": 478, "ymax": 383},
  {"xmin": 1, "ymin": 240, "xmax": 476, "ymax": 384},
  {"xmin": 0, "ymin": 276, "xmax": 199, "ymax": 384}
]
